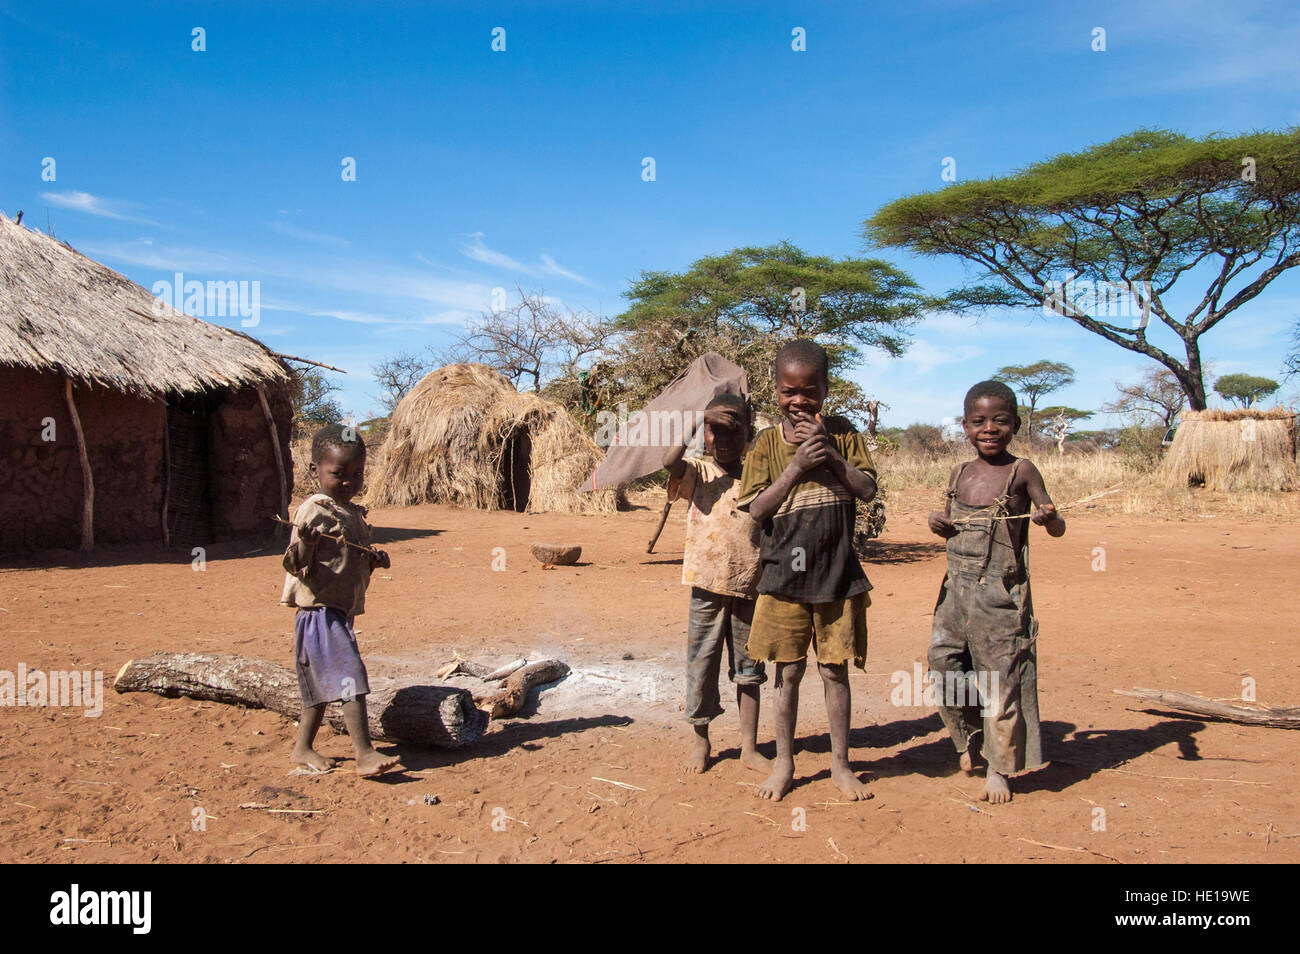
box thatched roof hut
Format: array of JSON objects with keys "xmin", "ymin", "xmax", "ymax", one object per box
[
  {"xmin": 0, "ymin": 213, "xmax": 293, "ymax": 553},
  {"xmin": 1160, "ymin": 408, "xmax": 1297, "ymax": 492},
  {"xmin": 367, "ymin": 363, "xmax": 621, "ymax": 513}
]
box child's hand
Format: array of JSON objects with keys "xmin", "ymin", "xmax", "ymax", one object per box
[
  {"xmin": 298, "ymin": 524, "xmax": 322, "ymax": 545},
  {"xmin": 928, "ymin": 511, "xmax": 958, "ymax": 538},
  {"xmin": 791, "ymin": 412, "xmax": 827, "ymax": 444},
  {"xmin": 703, "ymin": 406, "xmax": 744, "ymax": 433},
  {"xmin": 1031, "ymin": 503, "xmax": 1058, "ymax": 526},
  {"xmin": 369, "ymin": 548, "xmax": 391, "ymax": 570},
  {"xmin": 792, "ymin": 433, "xmax": 830, "ymax": 472}
]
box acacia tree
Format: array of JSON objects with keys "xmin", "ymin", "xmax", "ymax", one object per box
[
  {"xmin": 992, "ymin": 360, "xmax": 1074, "ymax": 440},
  {"xmin": 288, "ymin": 365, "xmax": 344, "ymax": 438},
  {"xmin": 866, "ymin": 128, "xmax": 1300, "ymax": 410},
  {"xmin": 1102, "ymin": 366, "xmax": 1185, "ymax": 427},
  {"xmin": 1213, "ymin": 373, "xmax": 1279, "ymax": 407},
  {"xmin": 611, "ymin": 241, "xmax": 936, "ymax": 421}
]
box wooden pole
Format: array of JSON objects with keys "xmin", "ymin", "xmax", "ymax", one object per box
[
  {"xmin": 256, "ymin": 384, "xmax": 289, "ymax": 532},
  {"xmin": 63, "ymin": 378, "xmax": 94, "ymax": 551},
  {"xmin": 647, "ymin": 500, "xmax": 672, "ymax": 553},
  {"xmin": 160, "ymin": 405, "xmax": 171, "ymax": 546}
]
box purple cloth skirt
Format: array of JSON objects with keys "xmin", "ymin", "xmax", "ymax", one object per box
[{"xmin": 294, "ymin": 606, "xmax": 371, "ymax": 708}]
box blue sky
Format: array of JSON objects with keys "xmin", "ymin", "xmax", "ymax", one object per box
[{"xmin": 3, "ymin": 0, "xmax": 1298, "ymax": 428}]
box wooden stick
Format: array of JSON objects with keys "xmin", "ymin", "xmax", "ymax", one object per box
[
  {"xmin": 256, "ymin": 384, "xmax": 290, "ymax": 530},
  {"xmin": 953, "ymin": 484, "xmax": 1124, "ymax": 525},
  {"xmin": 160, "ymin": 406, "xmax": 171, "ymax": 547},
  {"xmin": 1017, "ymin": 837, "xmax": 1122, "ymax": 864},
  {"xmin": 271, "ymin": 515, "xmax": 378, "ymax": 555},
  {"xmin": 63, "ymin": 378, "xmax": 94, "ymax": 551},
  {"xmin": 272, "ymin": 352, "xmax": 348, "ymax": 374},
  {"xmin": 646, "ymin": 500, "xmax": 673, "ymax": 553},
  {"xmin": 1114, "ymin": 687, "xmax": 1300, "ymax": 729}
]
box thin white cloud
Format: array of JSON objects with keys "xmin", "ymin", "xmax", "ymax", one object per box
[
  {"xmin": 268, "ymin": 219, "xmax": 349, "ymax": 248},
  {"xmin": 462, "ymin": 232, "xmax": 530, "ymax": 271},
  {"xmin": 41, "ymin": 191, "xmax": 157, "ymax": 225},
  {"xmin": 461, "ymin": 232, "xmax": 594, "ymax": 286}
]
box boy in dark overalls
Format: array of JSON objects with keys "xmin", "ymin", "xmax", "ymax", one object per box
[{"xmin": 927, "ymin": 381, "xmax": 1065, "ymax": 803}]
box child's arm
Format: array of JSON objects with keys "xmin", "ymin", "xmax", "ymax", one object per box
[
  {"xmin": 746, "ymin": 438, "xmax": 826, "ymax": 524},
  {"xmin": 662, "ymin": 405, "xmax": 745, "ymax": 479},
  {"xmin": 1021, "ymin": 462, "xmax": 1066, "ymax": 537},
  {"xmin": 929, "ymin": 465, "xmax": 960, "ymax": 539},
  {"xmin": 283, "ymin": 523, "xmax": 322, "ymax": 575}
]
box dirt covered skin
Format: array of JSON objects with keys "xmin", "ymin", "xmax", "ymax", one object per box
[{"xmin": 0, "ymin": 496, "xmax": 1296, "ymax": 863}]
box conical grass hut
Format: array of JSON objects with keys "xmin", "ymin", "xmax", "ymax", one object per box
[
  {"xmin": 366, "ymin": 363, "xmax": 621, "ymax": 513},
  {"xmin": 0, "ymin": 213, "xmax": 293, "ymax": 553},
  {"xmin": 1160, "ymin": 408, "xmax": 1297, "ymax": 492}
]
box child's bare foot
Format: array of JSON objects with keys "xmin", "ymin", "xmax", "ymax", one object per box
[
  {"xmin": 757, "ymin": 760, "xmax": 795, "ymax": 801},
  {"xmin": 980, "ymin": 770, "xmax": 1012, "ymax": 804},
  {"xmin": 291, "ymin": 746, "xmax": 335, "ymax": 772},
  {"xmin": 685, "ymin": 729, "xmax": 711, "ymax": 774},
  {"xmin": 831, "ymin": 763, "xmax": 873, "ymax": 801},
  {"xmin": 959, "ymin": 748, "xmax": 985, "ymax": 776},
  {"xmin": 354, "ymin": 750, "xmax": 401, "ymax": 778},
  {"xmin": 740, "ymin": 747, "xmax": 773, "ymax": 774}
]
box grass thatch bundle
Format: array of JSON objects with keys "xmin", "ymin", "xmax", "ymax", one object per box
[
  {"xmin": 1160, "ymin": 408, "xmax": 1297, "ymax": 492},
  {"xmin": 366, "ymin": 363, "xmax": 621, "ymax": 513}
]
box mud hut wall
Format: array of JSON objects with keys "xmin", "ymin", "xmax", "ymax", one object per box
[
  {"xmin": 0, "ymin": 367, "xmax": 168, "ymax": 551},
  {"xmin": 0, "ymin": 367, "xmax": 86, "ymax": 551},
  {"xmin": 78, "ymin": 381, "xmax": 167, "ymax": 544},
  {"xmin": 208, "ymin": 383, "xmax": 293, "ymax": 537}
]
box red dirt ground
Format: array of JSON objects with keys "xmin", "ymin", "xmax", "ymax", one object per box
[{"xmin": 1, "ymin": 494, "xmax": 1297, "ymax": 864}]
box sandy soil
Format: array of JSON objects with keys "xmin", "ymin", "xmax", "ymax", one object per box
[{"xmin": 1, "ymin": 493, "xmax": 1297, "ymax": 864}]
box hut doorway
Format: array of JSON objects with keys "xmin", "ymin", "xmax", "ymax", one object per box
[
  {"xmin": 166, "ymin": 392, "xmax": 219, "ymax": 544},
  {"xmin": 499, "ymin": 425, "xmax": 532, "ymax": 512}
]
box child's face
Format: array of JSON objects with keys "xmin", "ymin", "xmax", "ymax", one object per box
[
  {"xmin": 311, "ymin": 444, "xmax": 366, "ymax": 503},
  {"xmin": 775, "ymin": 362, "xmax": 828, "ymax": 422},
  {"xmin": 963, "ymin": 396, "xmax": 1019, "ymax": 458},
  {"xmin": 705, "ymin": 418, "xmax": 749, "ymax": 466}
]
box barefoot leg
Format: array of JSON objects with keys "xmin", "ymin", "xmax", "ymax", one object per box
[
  {"xmin": 684, "ymin": 723, "xmax": 711, "ymax": 774},
  {"xmin": 959, "ymin": 732, "xmax": 985, "ymax": 776},
  {"xmin": 737, "ymin": 684, "xmax": 772, "ymax": 774},
  {"xmin": 341, "ymin": 698, "xmax": 401, "ymax": 777},
  {"xmin": 758, "ymin": 660, "xmax": 803, "ymax": 801},
  {"xmin": 821, "ymin": 662, "xmax": 871, "ymax": 801},
  {"xmin": 290, "ymin": 704, "xmax": 335, "ymax": 771}
]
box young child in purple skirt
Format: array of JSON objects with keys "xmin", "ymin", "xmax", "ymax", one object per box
[{"xmin": 281, "ymin": 424, "xmax": 400, "ymax": 778}]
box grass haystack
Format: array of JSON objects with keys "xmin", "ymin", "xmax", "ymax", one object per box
[
  {"xmin": 366, "ymin": 363, "xmax": 621, "ymax": 513},
  {"xmin": 1160, "ymin": 408, "xmax": 1297, "ymax": 492}
]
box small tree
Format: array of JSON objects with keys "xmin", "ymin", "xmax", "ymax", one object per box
[
  {"xmin": 1285, "ymin": 319, "xmax": 1300, "ymax": 378},
  {"xmin": 288, "ymin": 366, "xmax": 344, "ymax": 438},
  {"xmin": 372, "ymin": 350, "xmax": 433, "ymax": 415},
  {"xmin": 992, "ymin": 360, "xmax": 1075, "ymax": 440},
  {"xmin": 1037, "ymin": 406, "xmax": 1092, "ymax": 454},
  {"xmin": 1213, "ymin": 373, "xmax": 1280, "ymax": 408},
  {"xmin": 1102, "ymin": 367, "xmax": 1185, "ymax": 427},
  {"xmin": 444, "ymin": 288, "xmax": 610, "ymax": 396}
]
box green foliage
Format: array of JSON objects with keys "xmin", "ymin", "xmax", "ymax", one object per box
[
  {"xmin": 866, "ymin": 127, "xmax": 1300, "ymax": 411},
  {"xmin": 608, "ymin": 242, "xmax": 937, "ymax": 424},
  {"xmin": 1213, "ymin": 372, "xmax": 1280, "ymax": 407},
  {"xmin": 899, "ymin": 423, "xmax": 947, "ymax": 456},
  {"xmin": 1116, "ymin": 422, "xmax": 1166, "ymax": 466}
]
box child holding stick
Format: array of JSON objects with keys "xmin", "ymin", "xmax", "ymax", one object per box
[
  {"xmin": 281, "ymin": 424, "xmax": 400, "ymax": 778},
  {"xmin": 737, "ymin": 340, "xmax": 879, "ymax": 802},
  {"xmin": 663, "ymin": 393, "xmax": 771, "ymax": 775},
  {"xmin": 927, "ymin": 381, "xmax": 1065, "ymax": 803}
]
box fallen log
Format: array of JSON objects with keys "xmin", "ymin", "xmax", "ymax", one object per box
[
  {"xmin": 1115, "ymin": 687, "xmax": 1300, "ymax": 729},
  {"xmin": 114, "ymin": 652, "xmax": 488, "ymax": 747},
  {"xmin": 476, "ymin": 659, "xmax": 571, "ymax": 719}
]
